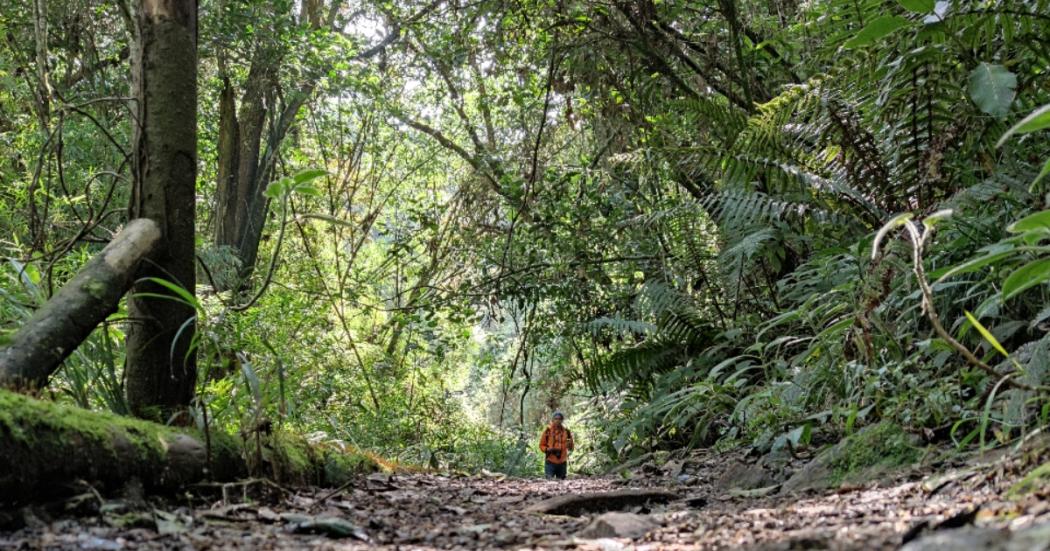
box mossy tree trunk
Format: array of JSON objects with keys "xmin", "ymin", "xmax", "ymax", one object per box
[
  {"xmin": 0, "ymin": 388, "xmax": 241, "ymax": 502},
  {"xmin": 0, "ymin": 390, "xmax": 380, "ymax": 504},
  {"xmin": 125, "ymin": 0, "xmax": 199, "ymax": 420},
  {"xmin": 0, "ymin": 219, "xmax": 161, "ymax": 391}
]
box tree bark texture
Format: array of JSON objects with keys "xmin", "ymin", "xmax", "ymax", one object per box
[
  {"xmin": 211, "ymin": 1, "xmax": 336, "ymax": 290},
  {"xmin": 125, "ymin": 0, "xmax": 199, "ymax": 419},
  {"xmin": 212, "ymin": 55, "xmax": 278, "ymax": 288},
  {"xmin": 0, "ymin": 219, "xmax": 161, "ymax": 391}
]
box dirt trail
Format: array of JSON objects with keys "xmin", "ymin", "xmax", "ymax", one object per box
[{"xmin": 2, "ymin": 448, "xmax": 1048, "ymax": 550}]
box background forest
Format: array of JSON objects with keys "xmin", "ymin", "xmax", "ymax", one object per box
[{"xmin": 1, "ymin": 0, "xmax": 1049, "ymax": 477}]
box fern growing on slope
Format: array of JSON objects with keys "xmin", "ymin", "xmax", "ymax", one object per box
[{"xmin": 572, "ymin": 0, "xmax": 1050, "ymax": 458}]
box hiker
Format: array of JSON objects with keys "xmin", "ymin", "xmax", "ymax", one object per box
[{"xmin": 539, "ymin": 411, "xmax": 575, "ymax": 480}]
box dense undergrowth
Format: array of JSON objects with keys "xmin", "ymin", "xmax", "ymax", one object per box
[
  {"xmin": 556, "ymin": 0, "xmax": 1050, "ymax": 463},
  {"xmin": 2, "ymin": 0, "xmax": 1050, "ymax": 477}
]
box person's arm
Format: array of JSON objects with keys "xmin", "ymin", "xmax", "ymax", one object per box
[{"xmin": 539, "ymin": 428, "xmax": 549, "ymax": 453}]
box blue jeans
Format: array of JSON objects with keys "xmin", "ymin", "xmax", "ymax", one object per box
[{"xmin": 545, "ymin": 460, "xmax": 567, "ymax": 480}]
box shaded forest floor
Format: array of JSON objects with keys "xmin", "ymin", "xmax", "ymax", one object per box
[{"xmin": 2, "ymin": 445, "xmax": 1049, "ymax": 550}]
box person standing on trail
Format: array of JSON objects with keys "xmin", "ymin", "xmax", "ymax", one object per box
[{"xmin": 539, "ymin": 411, "xmax": 574, "ymax": 480}]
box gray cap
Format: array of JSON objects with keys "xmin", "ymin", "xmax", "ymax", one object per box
[{"xmin": 553, "ymin": 411, "xmax": 564, "ymax": 419}]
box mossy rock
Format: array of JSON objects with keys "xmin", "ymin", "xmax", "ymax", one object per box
[
  {"xmin": 1008, "ymin": 461, "xmax": 1050, "ymax": 498},
  {"xmin": 781, "ymin": 422, "xmax": 923, "ymax": 494}
]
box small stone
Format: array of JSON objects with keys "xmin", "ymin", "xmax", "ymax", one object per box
[
  {"xmin": 717, "ymin": 461, "xmax": 775, "ymax": 491},
  {"xmin": 76, "ymin": 535, "xmax": 123, "ymax": 550},
  {"xmin": 664, "ymin": 459, "xmax": 686, "ymax": 478},
  {"xmin": 256, "ymin": 507, "xmax": 279, "ymax": 522},
  {"xmin": 900, "ymin": 521, "xmax": 1050, "ymax": 551},
  {"xmin": 287, "ymin": 515, "xmax": 369, "ymax": 541},
  {"xmin": 592, "ymin": 538, "xmax": 627, "ymax": 551},
  {"xmin": 899, "ymin": 527, "xmax": 1006, "ymax": 550},
  {"xmin": 153, "ymin": 510, "xmax": 190, "ymax": 535},
  {"xmin": 578, "ymin": 512, "xmax": 658, "ymax": 539}
]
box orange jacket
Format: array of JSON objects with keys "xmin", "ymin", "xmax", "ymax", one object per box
[{"xmin": 539, "ymin": 423, "xmax": 574, "ymax": 464}]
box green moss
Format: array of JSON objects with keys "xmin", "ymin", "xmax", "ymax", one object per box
[
  {"xmin": 0, "ymin": 389, "xmax": 200, "ymax": 498},
  {"xmin": 1008, "ymin": 461, "xmax": 1050, "ymax": 498},
  {"xmin": 322, "ymin": 448, "xmax": 381, "ymax": 485},
  {"xmin": 0, "ymin": 389, "xmax": 172, "ymax": 459},
  {"xmin": 270, "ymin": 431, "xmax": 315, "ymax": 480},
  {"xmin": 260, "ymin": 431, "xmax": 388, "ymax": 486},
  {"xmin": 827, "ymin": 422, "xmax": 922, "ymax": 485},
  {"xmin": 133, "ymin": 405, "xmax": 166, "ymax": 424},
  {"xmin": 208, "ymin": 430, "xmax": 241, "ymax": 460},
  {"xmin": 1, "ymin": 390, "xmax": 395, "ymax": 498}
]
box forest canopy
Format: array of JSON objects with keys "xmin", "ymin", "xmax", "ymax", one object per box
[{"xmin": 1, "ymin": 0, "xmax": 1049, "ymax": 478}]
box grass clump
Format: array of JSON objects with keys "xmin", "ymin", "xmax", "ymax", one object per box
[{"xmin": 1009, "ymin": 461, "xmax": 1050, "ymax": 498}]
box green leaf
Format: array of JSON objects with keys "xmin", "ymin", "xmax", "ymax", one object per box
[
  {"xmin": 997, "ymin": 104, "xmax": 1050, "ymax": 147},
  {"xmin": 923, "ymin": 1, "xmax": 949, "ymax": 24},
  {"xmin": 968, "ymin": 63, "xmax": 1017, "ymax": 119},
  {"xmin": 264, "ymin": 180, "xmax": 287, "ymax": 199},
  {"xmin": 922, "ymin": 208, "xmax": 953, "ymax": 230},
  {"xmin": 140, "ymin": 276, "xmax": 201, "ymax": 311},
  {"xmin": 129, "ymin": 292, "xmax": 196, "ymax": 309},
  {"xmin": 1002, "ymin": 258, "xmax": 1050, "ymax": 301},
  {"xmin": 171, "ymin": 316, "xmax": 198, "ymax": 367},
  {"xmin": 931, "ymin": 247, "xmax": 1016, "ymax": 282},
  {"xmin": 293, "ymin": 168, "xmax": 327, "ymax": 184},
  {"xmin": 786, "ymin": 424, "xmax": 812, "ymax": 447},
  {"xmin": 898, "ymin": 0, "xmax": 934, "ymax": 13},
  {"xmin": 964, "ymin": 311, "xmax": 1010, "ymax": 359},
  {"xmin": 293, "ymin": 184, "xmax": 321, "ymax": 197},
  {"xmin": 1007, "ymin": 210, "xmax": 1050, "ymax": 234},
  {"xmin": 844, "ymin": 16, "xmax": 910, "ymax": 49},
  {"xmin": 1031, "ymin": 158, "xmax": 1050, "ymax": 191}
]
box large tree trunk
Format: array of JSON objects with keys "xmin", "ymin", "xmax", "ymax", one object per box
[
  {"xmin": 209, "ymin": 52, "xmax": 284, "ymax": 290},
  {"xmin": 213, "ymin": 56, "xmax": 278, "ymax": 288},
  {"xmin": 0, "ymin": 219, "xmax": 161, "ymax": 391},
  {"xmin": 236, "ymin": 90, "xmax": 311, "ymax": 279},
  {"xmin": 212, "ymin": 76, "xmax": 240, "ymax": 258},
  {"xmin": 210, "ymin": 1, "xmax": 336, "ymax": 291},
  {"xmin": 125, "ymin": 0, "xmax": 199, "ymax": 420}
]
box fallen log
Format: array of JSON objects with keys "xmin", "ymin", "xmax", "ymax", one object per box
[
  {"xmin": 0, "ymin": 390, "xmax": 381, "ymax": 504},
  {"xmin": 0, "ymin": 219, "xmax": 161, "ymax": 391}
]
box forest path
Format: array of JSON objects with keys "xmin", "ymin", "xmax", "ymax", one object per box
[{"xmin": 2, "ymin": 448, "xmax": 1048, "ymax": 550}]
